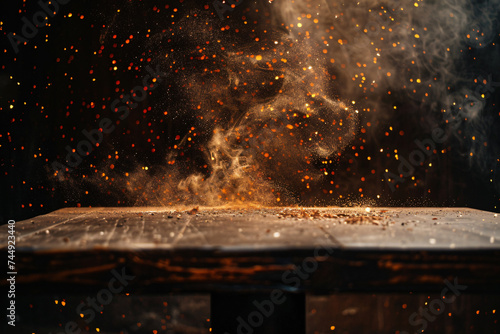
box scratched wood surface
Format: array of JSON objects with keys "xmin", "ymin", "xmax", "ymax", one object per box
[{"xmin": 1, "ymin": 207, "xmax": 500, "ymax": 294}]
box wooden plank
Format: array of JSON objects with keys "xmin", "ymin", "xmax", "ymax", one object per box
[
  {"xmin": 4, "ymin": 207, "xmax": 499, "ymax": 250},
  {"xmin": 319, "ymin": 208, "xmax": 500, "ymax": 250},
  {"xmin": 1, "ymin": 207, "xmax": 500, "ymax": 294}
]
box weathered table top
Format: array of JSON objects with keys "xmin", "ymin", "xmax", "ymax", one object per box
[{"xmin": 2, "ymin": 207, "xmax": 500, "ymax": 294}]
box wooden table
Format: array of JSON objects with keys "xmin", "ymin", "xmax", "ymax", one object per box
[{"xmin": 2, "ymin": 207, "xmax": 500, "ymax": 333}]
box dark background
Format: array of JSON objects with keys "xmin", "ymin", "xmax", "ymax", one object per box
[{"xmin": 1, "ymin": 0, "xmax": 500, "ymax": 223}]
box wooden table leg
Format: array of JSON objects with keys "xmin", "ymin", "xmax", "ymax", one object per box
[{"xmin": 211, "ymin": 292, "xmax": 305, "ymax": 334}]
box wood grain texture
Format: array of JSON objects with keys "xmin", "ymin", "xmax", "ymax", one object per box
[{"xmin": 2, "ymin": 207, "xmax": 500, "ymax": 294}]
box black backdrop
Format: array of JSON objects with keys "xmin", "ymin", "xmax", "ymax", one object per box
[{"xmin": 1, "ymin": 0, "xmax": 499, "ymax": 222}]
